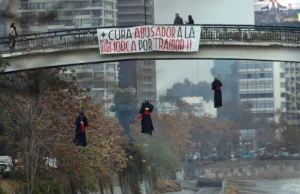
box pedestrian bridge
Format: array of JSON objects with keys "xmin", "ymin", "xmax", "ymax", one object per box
[{"xmin": 1, "ymin": 24, "xmax": 300, "ymax": 72}]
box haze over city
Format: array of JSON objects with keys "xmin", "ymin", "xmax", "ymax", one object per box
[{"xmin": 1, "ymin": 0, "xmax": 300, "ymax": 193}]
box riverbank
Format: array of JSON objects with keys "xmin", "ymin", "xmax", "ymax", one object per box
[
  {"xmin": 195, "ymin": 160, "xmax": 300, "ymax": 180},
  {"xmin": 165, "ymin": 179, "xmax": 220, "ymax": 194},
  {"xmin": 226, "ymin": 177, "xmax": 300, "ymax": 194}
]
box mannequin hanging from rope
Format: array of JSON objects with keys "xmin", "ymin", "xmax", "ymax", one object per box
[
  {"xmin": 137, "ymin": 100, "xmax": 154, "ymax": 135},
  {"xmin": 137, "ymin": 53, "xmax": 155, "ymax": 135},
  {"xmin": 74, "ymin": 111, "xmax": 88, "ymax": 147}
]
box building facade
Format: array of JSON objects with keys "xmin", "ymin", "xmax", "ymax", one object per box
[
  {"xmin": 18, "ymin": 0, "xmax": 119, "ymax": 115},
  {"xmin": 1, "ymin": 0, "xmax": 20, "ymax": 37},
  {"xmin": 157, "ymin": 97, "xmax": 216, "ymax": 118},
  {"xmin": 0, "ymin": 0, "xmax": 7, "ymax": 37},
  {"xmin": 118, "ymin": 0, "xmax": 154, "ymax": 25},
  {"xmin": 157, "ymin": 101, "xmax": 177, "ymax": 114},
  {"xmin": 213, "ymin": 60, "xmax": 238, "ymax": 101},
  {"xmin": 214, "ymin": 60, "xmax": 299, "ymax": 128},
  {"xmin": 280, "ymin": 62, "xmax": 300, "ymax": 128},
  {"xmin": 19, "ymin": 0, "xmax": 117, "ymax": 33},
  {"xmin": 117, "ymin": 0, "xmax": 157, "ymax": 106},
  {"xmin": 64, "ymin": 63, "xmax": 119, "ymax": 116},
  {"xmin": 181, "ymin": 97, "xmax": 216, "ymax": 118},
  {"xmin": 237, "ymin": 60, "xmax": 283, "ymax": 121},
  {"xmin": 213, "ymin": 60, "xmax": 238, "ymax": 119}
]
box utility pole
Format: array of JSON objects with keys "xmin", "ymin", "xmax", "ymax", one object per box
[
  {"xmin": 144, "ymin": 0, "xmax": 147, "ymax": 24},
  {"xmin": 253, "ymin": 129, "xmax": 257, "ymax": 157}
]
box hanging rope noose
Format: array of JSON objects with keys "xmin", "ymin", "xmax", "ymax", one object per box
[
  {"xmin": 75, "ymin": 98, "xmax": 83, "ymax": 138},
  {"xmin": 80, "ymin": 98, "xmax": 82, "ymax": 111},
  {"xmin": 145, "ymin": 46, "xmax": 148, "ymax": 102},
  {"xmin": 197, "ymin": 60, "xmax": 199, "ymax": 84}
]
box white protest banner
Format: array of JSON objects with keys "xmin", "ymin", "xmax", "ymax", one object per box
[{"xmin": 97, "ymin": 25, "xmax": 200, "ymax": 55}]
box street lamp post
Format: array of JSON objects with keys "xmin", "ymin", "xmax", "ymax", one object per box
[{"xmin": 144, "ymin": 0, "xmax": 147, "ymax": 24}]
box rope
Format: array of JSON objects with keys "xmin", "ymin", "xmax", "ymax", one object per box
[
  {"xmin": 197, "ymin": 60, "xmax": 199, "ymax": 84},
  {"xmin": 80, "ymin": 99, "xmax": 82, "ymax": 111},
  {"xmin": 145, "ymin": 44, "xmax": 148, "ymax": 102}
]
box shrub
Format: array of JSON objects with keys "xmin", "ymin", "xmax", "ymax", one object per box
[
  {"xmin": 0, "ymin": 187, "xmax": 7, "ymax": 194},
  {"xmin": 1, "ymin": 172, "xmax": 11, "ymax": 179}
]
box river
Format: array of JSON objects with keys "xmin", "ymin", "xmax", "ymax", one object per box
[
  {"xmin": 166, "ymin": 178, "xmax": 300, "ymax": 194},
  {"xmin": 230, "ymin": 178, "xmax": 300, "ymax": 194}
]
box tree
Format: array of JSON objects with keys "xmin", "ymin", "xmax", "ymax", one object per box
[
  {"xmin": 130, "ymin": 109, "xmax": 240, "ymax": 167},
  {"xmin": 118, "ymin": 143, "xmax": 149, "ymax": 194},
  {"xmin": 270, "ymin": 111, "xmax": 300, "ymax": 153},
  {"xmin": 164, "ymin": 79, "xmax": 212, "ymax": 102},
  {"xmin": 0, "ymin": 55, "xmax": 9, "ymax": 156},
  {"xmin": 129, "ymin": 131, "xmax": 180, "ymax": 177},
  {"xmin": 111, "ymin": 91, "xmax": 138, "ymax": 135},
  {"xmin": 44, "ymin": 92, "xmax": 126, "ymax": 192},
  {"xmin": 252, "ymin": 116, "xmax": 275, "ymax": 148},
  {"xmin": 0, "ymin": 94, "xmax": 53, "ymax": 194},
  {"xmin": 175, "ymin": 99, "xmax": 195, "ymax": 113},
  {"xmin": 131, "ymin": 112, "xmax": 194, "ymax": 162},
  {"xmin": 154, "ymin": 112, "xmax": 195, "ymax": 160},
  {"xmin": 130, "ymin": 116, "xmax": 183, "ymax": 179},
  {"xmin": 217, "ymin": 100, "xmax": 254, "ymax": 128},
  {"xmin": 0, "ymin": 69, "xmax": 127, "ymax": 193},
  {"xmin": 0, "ymin": 68, "xmax": 79, "ymax": 97},
  {"xmin": 187, "ymin": 115, "xmax": 240, "ymax": 158},
  {"xmin": 0, "ymin": 91, "xmax": 127, "ymax": 194}
]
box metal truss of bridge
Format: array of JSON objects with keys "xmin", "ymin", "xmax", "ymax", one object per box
[{"xmin": 1, "ymin": 25, "xmax": 300, "ymax": 72}]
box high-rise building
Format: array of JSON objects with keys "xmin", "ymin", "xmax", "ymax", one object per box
[
  {"xmin": 18, "ymin": 0, "xmax": 119, "ymax": 115},
  {"xmin": 117, "ymin": 0, "xmax": 157, "ymax": 106},
  {"xmin": 213, "ymin": 60, "xmax": 238, "ymax": 101},
  {"xmin": 19, "ymin": 1, "xmax": 117, "ymax": 33},
  {"xmin": 157, "ymin": 97, "xmax": 216, "ymax": 118},
  {"xmin": 237, "ymin": 60, "xmax": 283, "ymax": 121},
  {"xmin": 213, "ymin": 60, "xmax": 238, "ymax": 119},
  {"xmin": 0, "ymin": 0, "xmax": 7, "ymax": 37},
  {"xmin": 118, "ymin": 0, "xmax": 154, "ymax": 25},
  {"xmin": 0, "ymin": 0, "xmax": 20, "ymax": 37},
  {"xmin": 280, "ymin": 62, "xmax": 300, "ymax": 128},
  {"xmin": 181, "ymin": 97, "xmax": 216, "ymax": 118},
  {"xmin": 64, "ymin": 63, "xmax": 119, "ymax": 116}
]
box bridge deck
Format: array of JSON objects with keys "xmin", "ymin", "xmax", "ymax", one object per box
[
  {"xmin": 1, "ymin": 25, "xmax": 300, "ymax": 55},
  {"xmin": 2, "ymin": 25, "xmax": 300, "ymax": 72}
]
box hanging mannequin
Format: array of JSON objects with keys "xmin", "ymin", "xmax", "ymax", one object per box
[
  {"xmin": 137, "ymin": 100, "xmax": 154, "ymax": 135},
  {"xmin": 74, "ymin": 111, "xmax": 88, "ymax": 147},
  {"xmin": 212, "ymin": 78, "xmax": 223, "ymax": 108}
]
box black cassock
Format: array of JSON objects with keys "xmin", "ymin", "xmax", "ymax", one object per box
[
  {"xmin": 212, "ymin": 78, "xmax": 222, "ymax": 108},
  {"xmin": 137, "ymin": 101, "xmax": 154, "ymax": 135},
  {"xmin": 74, "ymin": 115, "xmax": 88, "ymax": 147}
]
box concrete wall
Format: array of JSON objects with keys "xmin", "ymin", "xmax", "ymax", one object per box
[
  {"xmin": 89, "ymin": 169, "xmax": 185, "ymax": 194},
  {"xmin": 195, "ymin": 160, "xmax": 300, "ymax": 179},
  {"xmin": 89, "ymin": 178, "xmax": 154, "ymax": 194}
]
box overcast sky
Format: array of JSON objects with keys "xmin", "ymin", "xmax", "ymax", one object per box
[{"xmin": 153, "ymin": 0, "xmax": 254, "ymax": 96}]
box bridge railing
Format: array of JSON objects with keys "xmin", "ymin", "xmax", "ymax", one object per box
[{"xmin": 1, "ymin": 25, "xmax": 300, "ymax": 53}]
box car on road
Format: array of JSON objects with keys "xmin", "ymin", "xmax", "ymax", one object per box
[
  {"xmin": 0, "ymin": 156, "xmax": 13, "ymax": 173},
  {"xmin": 0, "ymin": 162, "xmax": 11, "ymax": 173}
]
